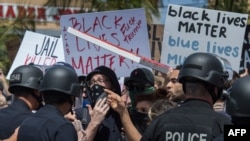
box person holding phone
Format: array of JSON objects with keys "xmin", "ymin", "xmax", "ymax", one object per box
[{"xmin": 83, "ymin": 66, "xmax": 123, "ymax": 141}]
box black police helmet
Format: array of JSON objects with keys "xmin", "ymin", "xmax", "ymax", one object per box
[
  {"xmin": 226, "ymin": 76, "xmax": 250, "ymax": 118},
  {"xmin": 9, "ymin": 64, "xmax": 43, "ymax": 93},
  {"xmin": 178, "ymin": 52, "xmax": 229, "ymax": 88},
  {"xmin": 39, "ymin": 65, "xmax": 81, "ymax": 97}
]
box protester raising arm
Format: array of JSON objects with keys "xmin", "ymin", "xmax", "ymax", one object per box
[
  {"xmin": 105, "ymin": 89, "xmax": 141, "ymax": 141},
  {"xmin": 84, "ymin": 97, "xmax": 110, "ymax": 141},
  {"xmin": 66, "ymin": 98, "xmax": 110, "ymax": 141}
]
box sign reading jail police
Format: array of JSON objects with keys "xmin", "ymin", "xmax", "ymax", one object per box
[{"xmin": 161, "ymin": 4, "xmax": 248, "ymax": 72}]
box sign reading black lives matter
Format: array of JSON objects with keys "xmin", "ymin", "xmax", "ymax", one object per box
[{"xmin": 161, "ymin": 4, "xmax": 248, "ymax": 72}]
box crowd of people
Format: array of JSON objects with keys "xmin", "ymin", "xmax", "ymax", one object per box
[{"xmin": 0, "ymin": 52, "xmax": 249, "ymax": 141}]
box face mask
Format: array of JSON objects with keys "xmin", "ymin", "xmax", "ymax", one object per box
[
  {"xmin": 132, "ymin": 110, "xmax": 150, "ymax": 123},
  {"xmin": 88, "ymin": 84, "xmax": 106, "ymax": 106}
]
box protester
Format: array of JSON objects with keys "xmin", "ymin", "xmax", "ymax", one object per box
[
  {"xmin": 151, "ymin": 87, "xmax": 167, "ymax": 100},
  {"xmin": 0, "ymin": 64, "xmax": 43, "ymax": 140},
  {"xmin": 154, "ymin": 79, "xmax": 163, "ymax": 89},
  {"xmin": 105, "ymin": 88, "xmax": 142, "ymax": 141},
  {"xmin": 16, "ymin": 63, "xmax": 83, "ymax": 141},
  {"xmin": 72, "ymin": 73, "xmax": 111, "ymax": 141},
  {"xmin": 148, "ymin": 99, "xmax": 177, "ymax": 124},
  {"xmin": 0, "ymin": 82, "xmax": 7, "ymax": 108},
  {"xmin": 65, "ymin": 97, "xmax": 110, "ymax": 141},
  {"xmin": 121, "ymin": 84, "xmax": 131, "ymax": 108},
  {"xmin": 134, "ymin": 93, "xmax": 155, "ymax": 130},
  {"xmin": 84, "ymin": 65, "xmax": 123, "ymax": 141},
  {"xmin": 0, "ymin": 68, "xmax": 12, "ymax": 103},
  {"xmin": 166, "ymin": 65, "xmax": 185, "ymax": 103},
  {"xmin": 124, "ymin": 67, "xmax": 155, "ymax": 134},
  {"xmin": 106, "ymin": 52, "xmax": 233, "ymax": 141}
]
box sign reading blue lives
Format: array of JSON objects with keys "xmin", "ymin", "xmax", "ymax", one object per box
[
  {"xmin": 224, "ymin": 125, "xmax": 250, "ymax": 140},
  {"xmin": 161, "ymin": 4, "xmax": 248, "ymax": 72}
]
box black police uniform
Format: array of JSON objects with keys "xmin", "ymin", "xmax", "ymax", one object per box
[
  {"xmin": 18, "ymin": 104, "xmax": 77, "ymax": 141},
  {"xmin": 141, "ymin": 99, "xmax": 232, "ymax": 141},
  {"xmin": 0, "ymin": 99, "xmax": 32, "ymax": 139}
]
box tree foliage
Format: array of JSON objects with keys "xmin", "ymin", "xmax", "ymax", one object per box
[{"xmin": 0, "ymin": 16, "xmax": 35, "ymax": 73}]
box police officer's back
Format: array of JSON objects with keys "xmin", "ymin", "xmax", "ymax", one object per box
[
  {"xmin": 213, "ymin": 75, "xmax": 250, "ymax": 141},
  {"xmin": 141, "ymin": 52, "xmax": 232, "ymax": 141},
  {"xmin": 17, "ymin": 64, "xmax": 81, "ymax": 141},
  {"xmin": 0, "ymin": 64, "xmax": 43, "ymax": 140}
]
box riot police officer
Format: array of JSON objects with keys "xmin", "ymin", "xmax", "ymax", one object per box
[
  {"xmin": 140, "ymin": 52, "xmax": 232, "ymax": 141},
  {"xmin": 0, "ymin": 64, "xmax": 43, "ymax": 140},
  {"xmin": 17, "ymin": 63, "xmax": 81, "ymax": 141}
]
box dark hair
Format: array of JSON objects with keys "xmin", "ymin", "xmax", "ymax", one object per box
[
  {"xmin": 43, "ymin": 91, "xmax": 73, "ymax": 105},
  {"xmin": 11, "ymin": 86, "xmax": 35, "ymax": 98},
  {"xmin": 148, "ymin": 99, "xmax": 177, "ymax": 123},
  {"xmin": 135, "ymin": 94, "xmax": 155, "ymax": 105},
  {"xmin": 153, "ymin": 87, "xmax": 168, "ymax": 99},
  {"xmin": 175, "ymin": 65, "xmax": 182, "ymax": 70}
]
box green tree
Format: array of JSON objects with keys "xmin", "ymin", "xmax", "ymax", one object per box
[
  {"xmin": 0, "ymin": 13, "xmax": 35, "ymax": 74},
  {"xmin": 207, "ymin": 0, "xmax": 249, "ymax": 14},
  {"xmin": 44, "ymin": 0, "xmax": 160, "ymax": 24},
  {"xmin": 0, "ymin": 0, "xmax": 160, "ymax": 73}
]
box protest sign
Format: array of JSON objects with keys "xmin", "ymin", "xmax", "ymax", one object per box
[
  {"xmin": 240, "ymin": 25, "xmax": 250, "ymax": 73},
  {"xmin": 60, "ymin": 8, "xmax": 152, "ymax": 77},
  {"xmin": 148, "ymin": 24, "xmax": 164, "ymax": 62},
  {"xmin": 161, "ymin": 4, "xmax": 248, "ymax": 72},
  {"xmin": 67, "ymin": 27, "xmax": 170, "ymax": 74},
  {"xmin": 7, "ymin": 31, "xmax": 65, "ymax": 79}
]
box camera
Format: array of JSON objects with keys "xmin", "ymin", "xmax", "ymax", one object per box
[{"xmin": 88, "ymin": 84, "xmax": 107, "ymax": 105}]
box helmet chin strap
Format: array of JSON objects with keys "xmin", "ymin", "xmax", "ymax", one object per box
[
  {"xmin": 68, "ymin": 96, "xmax": 75, "ymax": 114},
  {"xmin": 203, "ymin": 83, "xmax": 220, "ymax": 104},
  {"xmin": 31, "ymin": 91, "xmax": 44, "ymax": 110}
]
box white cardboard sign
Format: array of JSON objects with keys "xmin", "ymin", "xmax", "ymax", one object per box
[{"xmin": 161, "ymin": 4, "xmax": 248, "ymax": 72}]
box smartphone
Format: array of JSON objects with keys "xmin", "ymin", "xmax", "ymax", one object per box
[{"xmin": 90, "ymin": 84, "xmax": 107, "ymax": 104}]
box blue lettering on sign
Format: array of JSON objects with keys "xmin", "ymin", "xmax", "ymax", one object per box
[
  {"xmin": 168, "ymin": 36, "xmax": 199, "ymax": 51},
  {"xmin": 206, "ymin": 41, "xmax": 239, "ymax": 57},
  {"xmin": 167, "ymin": 53, "xmax": 186, "ymax": 65}
]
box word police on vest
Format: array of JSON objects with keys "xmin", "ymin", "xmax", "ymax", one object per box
[
  {"xmin": 224, "ymin": 125, "xmax": 250, "ymax": 140},
  {"xmin": 166, "ymin": 132, "xmax": 207, "ymax": 141},
  {"xmin": 164, "ymin": 125, "xmax": 211, "ymax": 141}
]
